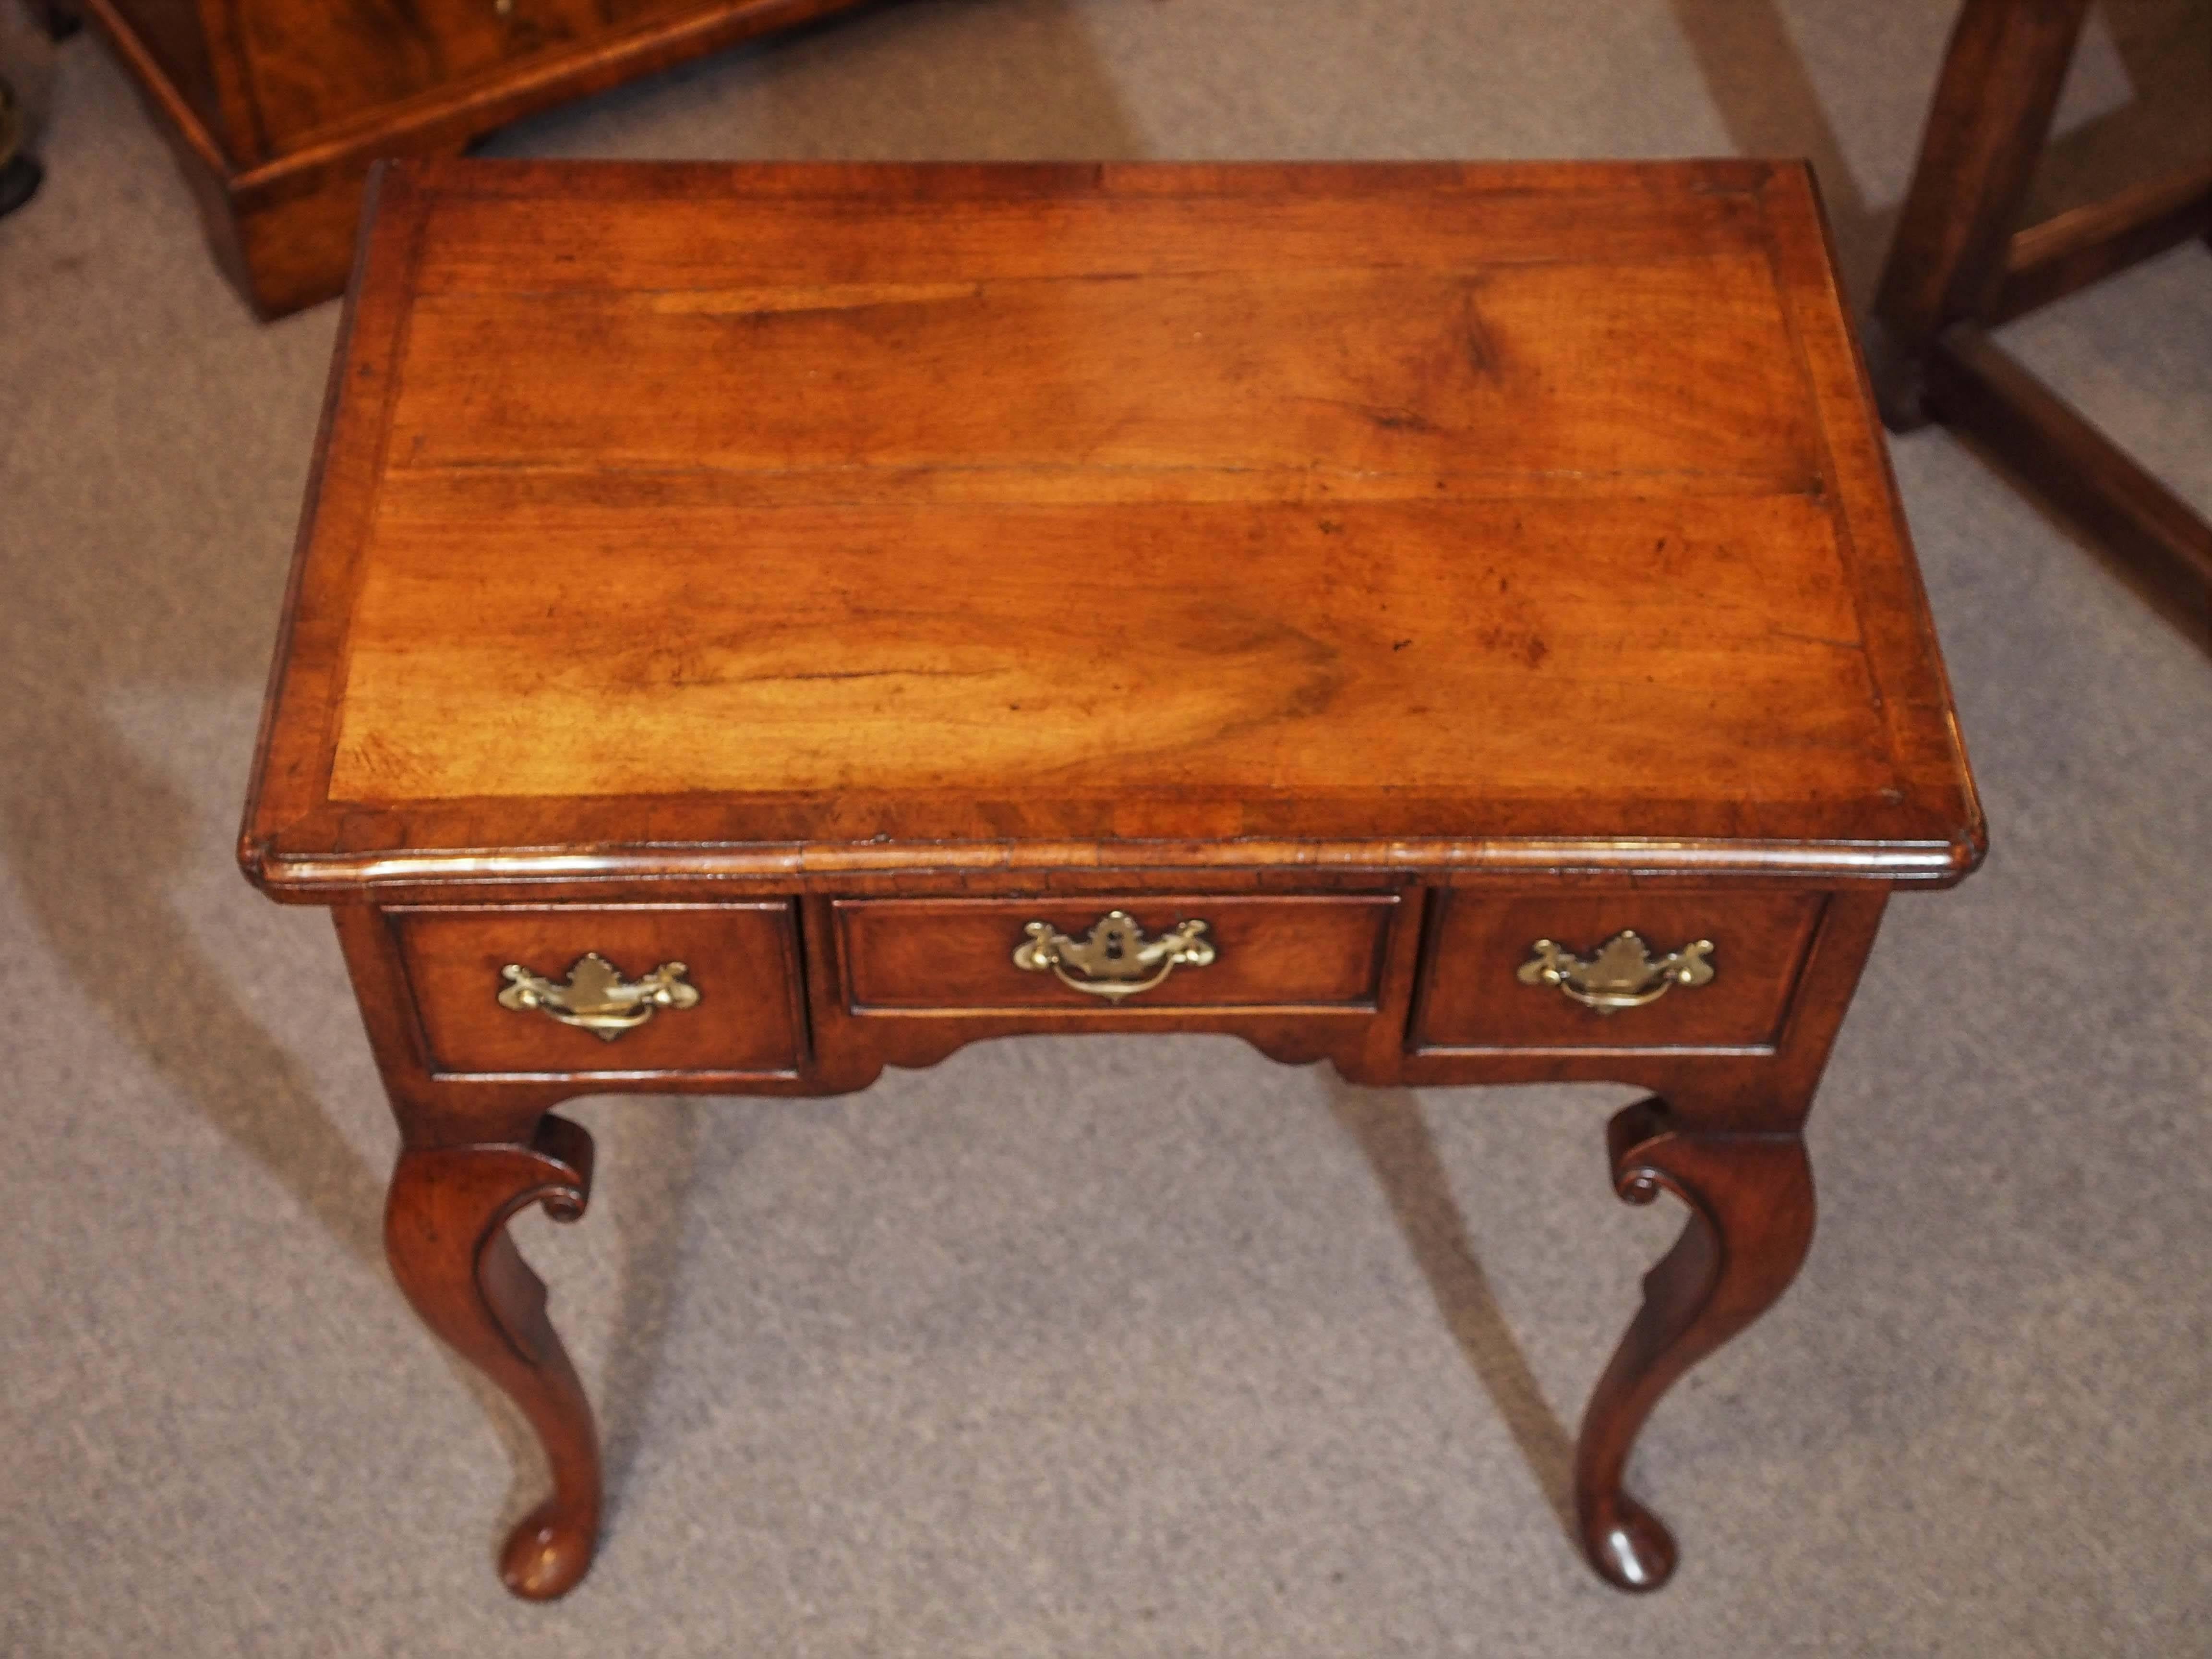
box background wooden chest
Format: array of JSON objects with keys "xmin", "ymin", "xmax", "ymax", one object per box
[{"xmin": 68, "ymin": 0, "xmax": 876, "ymax": 315}]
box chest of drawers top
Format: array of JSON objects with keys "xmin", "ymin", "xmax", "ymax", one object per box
[{"xmin": 240, "ymin": 158, "xmax": 1981, "ymax": 899}]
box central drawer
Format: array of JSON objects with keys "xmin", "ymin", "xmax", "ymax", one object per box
[{"xmin": 836, "ymin": 895, "xmax": 1399, "ymax": 1013}]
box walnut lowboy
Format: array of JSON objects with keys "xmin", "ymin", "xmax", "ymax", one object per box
[{"xmin": 240, "ymin": 160, "xmax": 1983, "ymax": 1605}]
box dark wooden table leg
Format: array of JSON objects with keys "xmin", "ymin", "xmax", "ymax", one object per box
[
  {"xmin": 1866, "ymin": 0, "xmax": 2090, "ymax": 428},
  {"xmin": 385, "ymin": 1112, "xmax": 604, "ymax": 1600},
  {"xmin": 1573, "ymin": 1096, "xmax": 1815, "ymax": 1592}
]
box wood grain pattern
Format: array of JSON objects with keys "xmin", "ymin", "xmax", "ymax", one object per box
[
  {"xmin": 330, "ymin": 493, "xmax": 1883, "ymax": 812},
  {"xmin": 83, "ymin": 0, "xmax": 879, "ymax": 315},
  {"xmin": 385, "ymin": 1112, "xmax": 602, "ymax": 1599},
  {"xmin": 1574, "ymin": 1098, "xmax": 1816, "ymax": 1592},
  {"xmin": 386, "ymin": 255, "xmax": 1815, "ymax": 480},
  {"xmin": 391, "ymin": 902, "xmax": 805, "ymax": 1077},
  {"xmin": 1413, "ymin": 892, "xmax": 1825, "ymax": 1053},
  {"xmin": 243, "ymin": 158, "xmax": 1982, "ymax": 890},
  {"xmin": 837, "ymin": 895, "xmax": 1396, "ymax": 1012},
  {"xmin": 237, "ymin": 0, "xmax": 650, "ymax": 149}
]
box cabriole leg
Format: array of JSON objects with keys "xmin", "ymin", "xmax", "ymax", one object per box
[
  {"xmin": 385, "ymin": 1113, "xmax": 603, "ymax": 1600},
  {"xmin": 1574, "ymin": 1096, "xmax": 1815, "ymax": 1591}
]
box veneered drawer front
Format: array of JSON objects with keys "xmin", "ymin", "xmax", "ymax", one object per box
[
  {"xmin": 239, "ymin": 0, "xmax": 695, "ymax": 146},
  {"xmin": 839, "ymin": 895, "xmax": 1397, "ymax": 1012},
  {"xmin": 1414, "ymin": 892, "xmax": 1825, "ymax": 1051},
  {"xmin": 393, "ymin": 903, "xmax": 804, "ymax": 1077}
]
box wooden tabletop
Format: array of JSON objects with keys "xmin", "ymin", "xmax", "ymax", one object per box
[{"xmin": 242, "ymin": 159, "xmax": 1982, "ymax": 895}]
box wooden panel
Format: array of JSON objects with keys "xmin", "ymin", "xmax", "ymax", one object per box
[
  {"xmin": 838, "ymin": 895, "xmax": 1397, "ymax": 1012},
  {"xmin": 392, "ymin": 902, "xmax": 803, "ymax": 1076},
  {"xmin": 228, "ymin": 0, "xmax": 869, "ymax": 152},
  {"xmin": 237, "ymin": 0, "xmax": 637, "ymax": 147},
  {"xmin": 1413, "ymin": 891, "xmax": 1826, "ymax": 1052},
  {"xmin": 100, "ymin": 0, "xmax": 228, "ymax": 142},
  {"xmin": 238, "ymin": 160, "xmax": 1985, "ymax": 892},
  {"xmin": 89, "ymin": 0, "xmax": 886, "ymax": 315},
  {"xmin": 330, "ymin": 491, "xmax": 1888, "ymax": 814},
  {"xmin": 389, "ymin": 253, "xmax": 1817, "ymax": 483},
  {"xmin": 407, "ymin": 166, "xmax": 1780, "ymax": 296},
  {"xmin": 1989, "ymin": 165, "xmax": 2212, "ymax": 325}
]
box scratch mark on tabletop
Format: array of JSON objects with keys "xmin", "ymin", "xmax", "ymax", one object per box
[
  {"xmin": 1765, "ymin": 628, "xmax": 1864, "ymax": 652},
  {"xmin": 759, "ymin": 668, "xmax": 1000, "ymax": 683},
  {"xmin": 1460, "ymin": 284, "xmax": 1503, "ymax": 380},
  {"xmin": 648, "ymin": 282, "xmax": 983, "ymax": 317}
]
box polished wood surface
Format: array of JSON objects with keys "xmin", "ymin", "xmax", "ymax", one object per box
[
  {"xmin": 1413, "ymin": 892, "xmax": 1825, "ymax": 1053},
  {"xmin": 243, "ymin": 161, "xmax": 1982, "ymax": 1601},
  {"xmin": 839, "ymin": 895, "xmax": 1396, "ymax": 1012},
  {"xmin": 1869, "ymin": 0, "xmax": 2212, "ymax": 649},
  {"xmin": 391, "ymin": 902, "xmax": 805, "ymax": 1077},
  {"xmin": 79, "ymin": 0, "xmax": 878, "ymax": 316},
  {"xmin": 1574, "ymin": 1097, "xmax": 1816, "ymax": 1591},
  {"xmin": 384, "ymin": 1112, "xmax": 602, "ymax": 1599},
  {"xmin": 243, "ymin": 159, "xmax": 1981, "ymax": 889}
]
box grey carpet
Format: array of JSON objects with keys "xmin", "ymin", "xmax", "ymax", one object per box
[{"xmin": 3, "ymin": 1, "xmax": 2210, "ymax": 1653}]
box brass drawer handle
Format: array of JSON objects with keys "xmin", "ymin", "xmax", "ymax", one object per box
[
  {"xmin": 1012, "ymin": 910, "xmax": 1216, "ymax": 1000},
  {"xmin": 1517, "ymin": 930, "xmax": 1714, "ymax": 1013},
  {"xmin": 497, "ymin": 951, "xmax": 700, "ymax": 1041}
]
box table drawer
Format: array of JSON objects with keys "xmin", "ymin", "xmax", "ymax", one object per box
[
  {"xmin": 391, "ymin": 903, "xmax": 805, "ymax": 1077},
  {"xmin": 837, "ymin": 895, "xmax": 1398, "ymax": 1013},
  {"xmin": 1413, "ymin": 892, "xmax": 1826, "ymax": 1052}
]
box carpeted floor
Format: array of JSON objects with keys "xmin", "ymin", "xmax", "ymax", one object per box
[{"xmin": 2, "ymin": 2, "xmax": 2209, "ymax": 1654}]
